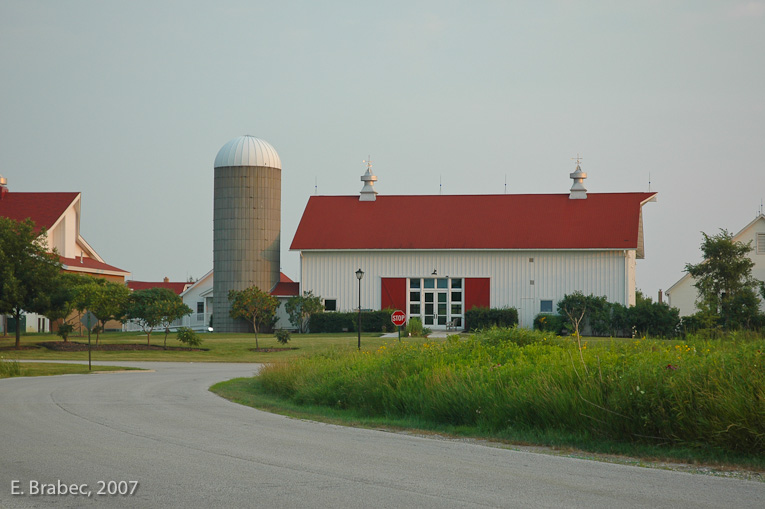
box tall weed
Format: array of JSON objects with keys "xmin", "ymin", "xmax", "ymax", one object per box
[
  {"xmin": 256, "ymin": 330, "xmax": 765, "ymax": 454},
  {"xmin": 0, "ymin": 357, "xmax": 22, "ymax": 378}
]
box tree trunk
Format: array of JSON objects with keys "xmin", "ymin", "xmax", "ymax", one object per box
[
  {"xmin": 253, "ymin": 322, "xmax": 259, "ymax": 350},
  {"xmin": 14, "ymin": 308, "xmax": 22, "ymax": 349}
]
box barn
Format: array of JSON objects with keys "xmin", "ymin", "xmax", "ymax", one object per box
[{"xmin": 290, "ymin": 164, "xmax": 657, "ymax": 330}]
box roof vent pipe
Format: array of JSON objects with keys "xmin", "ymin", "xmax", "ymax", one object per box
[
  {"xmin": 359, "ymin": 157, "xmax": 378, "ymax": 202},
  {"xmin": 569, "ymin": 160, "xmax": 588, "ymax": 200}
]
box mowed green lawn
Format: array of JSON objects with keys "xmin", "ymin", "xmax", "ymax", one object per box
[
  {"xmin": 1, "ymin": 362, "xmax": 144, "ymax": 378},
  {"xmin": 0, "ymin": 331, "xmax": 426, "ymax": 363}
]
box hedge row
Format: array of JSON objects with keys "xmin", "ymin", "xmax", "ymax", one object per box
[
  {"xmin": 464, "ymin": 307, "xmax": 518, "ymax": 332},
  {"xmin": 309, "ymin": 310, "xmax": 396, "ymax": 333}
]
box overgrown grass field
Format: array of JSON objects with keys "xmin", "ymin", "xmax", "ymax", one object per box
[{"xmin": 256, "ymin": 327, "xmax": 765, "ymax": 459}]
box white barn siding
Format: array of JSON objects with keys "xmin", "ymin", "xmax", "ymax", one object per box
[
  {"xmin": 666, "ymin": 275, "xmax": 699, "ymax": 317},
  {"xmin": 300, "ymin": 249, "xmax": 632, "ymax": 327}
]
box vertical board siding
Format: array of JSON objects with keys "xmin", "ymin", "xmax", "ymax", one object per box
[{"xmin": 300, "ymin": 250, "xmax": 630, "ymax": 327}]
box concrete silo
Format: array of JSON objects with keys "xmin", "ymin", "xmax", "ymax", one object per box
[{"xmin": 213, "ymin": 135, "xmax": 281, "ymax": 332}]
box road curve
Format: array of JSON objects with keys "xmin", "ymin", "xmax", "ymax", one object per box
[{"xmin": 1, "ymin": 361, "xmax": 763, "ymax": 508}]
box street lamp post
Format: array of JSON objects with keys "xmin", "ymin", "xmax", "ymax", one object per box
[{"xmin": 356, "ymin": 268, "xmax": 364, "ymax": 350}]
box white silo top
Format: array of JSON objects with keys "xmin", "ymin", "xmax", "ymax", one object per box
[{"xmin": 214, "ymin": 135, "xmax": 282, "ymax": 169}]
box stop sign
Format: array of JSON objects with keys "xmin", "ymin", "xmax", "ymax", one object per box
[{"xmin": 391, "ymin": 310, "xmax": 406, "ymax": 327}]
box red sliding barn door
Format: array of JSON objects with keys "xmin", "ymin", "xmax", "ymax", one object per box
[
  {"xmin": 465, "ymin": 278, "xmax": 490, "ymax": 310},
  {"xmin": 381, "ymin": 278, "xmax": 407, "ymax": 311}
]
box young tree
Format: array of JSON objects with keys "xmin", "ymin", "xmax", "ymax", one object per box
[
  {"xmin": 43, "ymin": 273, "xmax": 93, "ymax": 342},
  {"xmin": 0, "ymin": 218, "xmax": 61, "ymax": 348},
  {"xmin": 285, "ymin": 291, "xmax": 324, "ymax": 333},
  {"xmin": 158, "ymin": 292, "xmax": 193, "ymax": 348},
  {"xmin": 685, "ymin": 229, "xmax": 762, "ymax": 330},
  {"xmin": 557, "ymin": 292, "xmax": 589, "ymax": 367},
  {"xmin": 83, "ymin": 280, "xmax": 130, "ymax": 344},
  {"xmin": 124, "ymin": 288, "xmax": 191, "ymax": 346},
  {"xmin": 228, "ymin": 286, "xmax": 279, "ymax": 350}
]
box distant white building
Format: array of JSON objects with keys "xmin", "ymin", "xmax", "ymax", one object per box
[
  {"xmin": 178, "ymin": 270, "xmax": 299, "ymax": 332},
  {"xmin": 291, "ymin": 163, "xmax": 657, "ymax": 329},
  {"xmin": 666, "ymin": 214, "xmax": 765, "ymax": 317}
]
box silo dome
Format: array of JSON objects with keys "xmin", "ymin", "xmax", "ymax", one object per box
[{"xmin": 214, "ymin": 135, "xmax": 281, "ymax": 169}]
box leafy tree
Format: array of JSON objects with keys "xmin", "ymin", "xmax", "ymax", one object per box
[
  {"xmin": 124, "ymin": 288, "xmax": 191, "ymax": 346},
  {"xmin": 685, "ymin": 229, "xmax": 762, "ymax": 330},
  {"xmin": 285, "ymin": 291, "xmax": 324, "ymax": 333},
  {"xmin": 81, "ymin": 279, "xmax": 130, "ymax": 344},
  {"xmin": 158, "ymin": 292, "xmax": 193, "ymax": 348},
  {"xmin": 0, "ymin": 218, "xmax": 61, "ymax": 348},
  {"xmin": 228, "ymin": 286, "xmax": 278, "ymax": 349},
  {"xmin": 43, "ymin": 273, "xmax": 93, "ymax": 342}
]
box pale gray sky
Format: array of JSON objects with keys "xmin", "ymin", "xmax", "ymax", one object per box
[{"xmin": 1, "ymin": 0, "xmax": 763, "ymax": 301}]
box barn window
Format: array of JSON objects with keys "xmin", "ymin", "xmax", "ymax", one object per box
[
  {"xmin": 324, "ymin": 299, "xmax": 337, "ymax": 311},
  {"xmin": 540, "ymin": 300, "xmax": 553, "ymax": 313}
]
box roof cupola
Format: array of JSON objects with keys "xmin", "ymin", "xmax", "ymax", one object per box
[
  {"xmin": 359, "ymin": 157, "xmax": 378, "ymax": 202},
  {"xmin": 569, "ymin": 156, "xmax": 587, "ymax": 200}
]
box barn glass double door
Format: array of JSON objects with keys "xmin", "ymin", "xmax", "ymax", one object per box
[{"xmin": 408, "ymin": 278, "xmax": 463, "ymax": 329}]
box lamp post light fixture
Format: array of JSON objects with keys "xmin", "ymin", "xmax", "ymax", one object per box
[{"xmin": 356, "ymin": 268, "xmax": 364, "ymax": 350}]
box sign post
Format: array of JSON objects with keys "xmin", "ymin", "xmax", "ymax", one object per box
[
  {"xmin": 81, "ymin": 311, "xmax": 97, "ymax": 371},
  {"xmin": 391, "ymin": 310, "xmax": 406, "ymax": 341}
]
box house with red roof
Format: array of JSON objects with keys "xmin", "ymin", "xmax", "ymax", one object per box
[
  {"xmin": 0, "ymin": 178, "xmax": 130, "ymax": 332},
  {"xmin": 290, "ymin": 163, "xmax": 657, "ymax": 329}
]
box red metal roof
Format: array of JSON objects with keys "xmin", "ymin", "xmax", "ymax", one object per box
[
  {"xmin": 271, "ymin": 272, "xmax": 299, "ymax": 296},
  {"xmin": 127, "ymin": 280, "xmax": 191, "ymax": 295},
  {"xmin": 290, "ymin": 193, "xmax": 657, "ymax": 251},
  {"xmin": 271, "ymin": 282, "xmax": 299, "ymax": 296},
  {"xmin": 60, "ymin": 256, "xmax": 129, "ymax": 275},
  {"xmin": 0, "ymin": 192, "xmax": 79, "ymax": 231}
]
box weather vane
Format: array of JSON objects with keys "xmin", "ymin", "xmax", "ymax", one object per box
[
  {"xmin": 363, "ymin": 155, "xmax": 372, "ymax": 171},
  {"xmin": 571, "ymin": 154, "xmax": 583, "ymax": 165}
]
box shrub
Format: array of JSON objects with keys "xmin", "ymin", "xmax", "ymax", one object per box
[
  {"xmin": 464, "ymin": 307, "xmax": 518, "ymax": 331},
  {"xmin": 308, "ymin": 310, "xmax": 394, "ymax": 333},
  {"xmin": 533, "ymin": 314, "xmax": 566, "ymax": 333},
  {"xmin": 406, "ymin": 317, "xmax": 424, "ymax": 337},
  {"xmin": 275, "ymin": 329, "xmax": 291, "ymax": 345},
  {"xmin": 308, "ymin": 312, "xmax": 355, "ymax": 333},
  {"xmin": 176, "ymin": 327, "xmax": 203, "ymax": 347},
  {"xmin": 56, "ymin": 322, "xmax": 75, "ymax": 341}
]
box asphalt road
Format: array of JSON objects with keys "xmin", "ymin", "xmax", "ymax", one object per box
[{"xmin": 1, "ymin": 361, "xmax": 763, "ymax": 508}]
